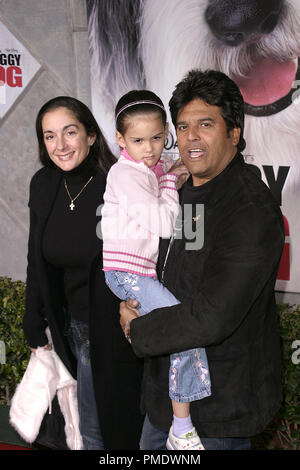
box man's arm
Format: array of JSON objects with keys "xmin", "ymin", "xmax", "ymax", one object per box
[{"xmin": 129, "ymin": 205, "xmax": 284, "ymax": 358}]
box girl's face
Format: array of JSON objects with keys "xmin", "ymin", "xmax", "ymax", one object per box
[
  {"xmin": 116, "ymin": 111, "xmax": 168, "ymax": 168},
  {"xmin": 42, "ymin": 107, "xmax": 96, "ymax": 172}
]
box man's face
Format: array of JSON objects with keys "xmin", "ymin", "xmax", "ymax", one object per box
[{"xmin": 176, "ymin": 98, "xmax": 241, "ymax": 186}]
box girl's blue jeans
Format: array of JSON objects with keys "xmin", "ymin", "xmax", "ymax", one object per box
[{"xmin": 105, "ymin": 271, "xmax": 211, "ymax": 402}]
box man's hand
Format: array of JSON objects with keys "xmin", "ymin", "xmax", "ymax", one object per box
[{"xmin": 120, "ymin": 299, "xmax": 140, "ymax": 338}]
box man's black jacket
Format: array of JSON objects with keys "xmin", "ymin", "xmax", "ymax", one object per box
[{"xmin": 131, "ymin": 153, "xmax": 285, "ymax": 437}]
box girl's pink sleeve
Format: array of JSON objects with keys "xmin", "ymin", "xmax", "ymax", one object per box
[{"xmin": 151, "ymin": 159, "xmax": 165, "ymax": 179}]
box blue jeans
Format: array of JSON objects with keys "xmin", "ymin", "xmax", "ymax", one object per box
[
  {"xmin": 70, "ymin": 319, "xmax": 104, "ymax": 450},
  {"xmin": 105, "ymin": 271, "xmax": 211, "ymax": 402},
  {"xmin": 140, "ymin": 415, "xmax": 251, "ymax": 450}
]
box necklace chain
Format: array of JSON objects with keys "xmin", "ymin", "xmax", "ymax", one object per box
[{"xmin": 64, "ymin": 176, "xmax": 94, "ymax": 211}]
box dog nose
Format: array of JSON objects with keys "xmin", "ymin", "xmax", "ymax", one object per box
[{"xmin": 205, "ymin": 0, "xmax": 283, "ymax": 46}]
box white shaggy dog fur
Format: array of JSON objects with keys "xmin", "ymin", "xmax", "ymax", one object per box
[{"xmin": 87, "ymin": 0, "xmax": 300, "ymax": 292}]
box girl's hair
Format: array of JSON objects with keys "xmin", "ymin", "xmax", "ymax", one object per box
[
  {"xmin": 115, "ymin": 90, "xmax": 167, "ymax": 134},
  {"xmin": 169, "ymin": 69, "xmax": 246, "ymax": 152},
  {"xmin": 36, "ymin": 96, "xmax": 116, "ymax": 174}
]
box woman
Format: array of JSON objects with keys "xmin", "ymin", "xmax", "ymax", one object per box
[{"xmin": 23, "ymin": 96, "xmax": 144, "ymax": 450}]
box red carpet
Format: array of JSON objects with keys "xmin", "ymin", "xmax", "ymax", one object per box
[{"xmin": 0, "ymin": 442, "xmax": 32, "ymax": 450}]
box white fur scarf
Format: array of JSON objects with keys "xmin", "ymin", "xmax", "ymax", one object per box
[{"xmin": 9, "ymin": 331, "xmax": 82, "ymax": 450}]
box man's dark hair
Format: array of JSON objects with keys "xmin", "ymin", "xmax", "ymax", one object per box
[{"xmin": 169, "ymin": 70, "xmax": 246, "ymax": 152}]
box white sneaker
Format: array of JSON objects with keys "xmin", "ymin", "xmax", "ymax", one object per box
[{"xmin": 166, "ymin": 425, "xmax": 205, "ymax": 450}]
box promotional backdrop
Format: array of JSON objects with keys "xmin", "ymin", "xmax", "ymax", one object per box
[
  {"xmin": 0, "ymin": 20, "xmax": 40, "ymax": 118},
  {"xmin": 87, "ymin": 0, "xmax": 300, "ymax": 293}
]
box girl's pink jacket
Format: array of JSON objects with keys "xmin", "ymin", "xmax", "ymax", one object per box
[{"xmin": 101, "ymin": 150, "xmax": 179, "ymax": 278}]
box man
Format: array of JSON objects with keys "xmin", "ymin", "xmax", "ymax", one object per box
[{"xmin": 120, "ymin": 70, "xmax": 284, "ymax": 450}]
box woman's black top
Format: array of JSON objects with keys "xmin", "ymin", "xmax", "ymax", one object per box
[{"xmin": 42, "ymin": 155, "xmax": 102, "ymax": 322}]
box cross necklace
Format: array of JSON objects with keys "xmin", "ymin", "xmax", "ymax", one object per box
[{"xmin": 64, "ymin": 176, "xmax": 94, "ymax": 211}]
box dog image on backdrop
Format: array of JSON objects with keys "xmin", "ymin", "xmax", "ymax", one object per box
[{"xmin": 87, "ymin": 0, "xmax": 300, "ymax": 292}]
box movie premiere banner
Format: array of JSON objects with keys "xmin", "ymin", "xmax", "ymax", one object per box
[
  {"xmin": 0, "ymin": 20, "xmax": 40, "ymax": 119},
  {"xmin": 87, "ymin": 0, "xmax": 300, "ymax": 293}
]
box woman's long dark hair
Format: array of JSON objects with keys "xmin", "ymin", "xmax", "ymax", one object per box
[{"xmin": 36, "ymin": 96, "xmax": 116, "ymax": 174}]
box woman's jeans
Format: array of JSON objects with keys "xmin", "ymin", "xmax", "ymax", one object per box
[
  {"xmin": 105, "ymin": 271, "xmax": 211, "ymax": 402},
  {"xmin": 69, "ymin": 319, "xmax": 104, "ymax": 450}
]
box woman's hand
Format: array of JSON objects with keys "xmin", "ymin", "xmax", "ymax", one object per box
[{"xmin": 30, "ymin": 343, "xmax": 52, "ymax": 354}]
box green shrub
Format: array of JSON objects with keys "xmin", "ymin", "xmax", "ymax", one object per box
[
  {"xmin": 270, "ymin": 303, "xmax": 299, "ymax": 449},
  {"xmin": 0, "ymin": 277, "xmax": 30, "ymax": 405},
  {"xmin": 0, "ymin": 276, "xmax": 299, "ymax": 448},
  {"xmin": 251, "ymin": 303, "xmax": 300, "ymax": 450}
]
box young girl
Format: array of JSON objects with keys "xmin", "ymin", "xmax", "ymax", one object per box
[{"xmin": 101, "ymin": 90, "xmax": 211, "ymax": 450}]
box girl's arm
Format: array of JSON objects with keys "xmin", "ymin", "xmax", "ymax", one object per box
[{"xmin": 105, "ymin": 163, "xmax": 180, "ymax": 238}]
